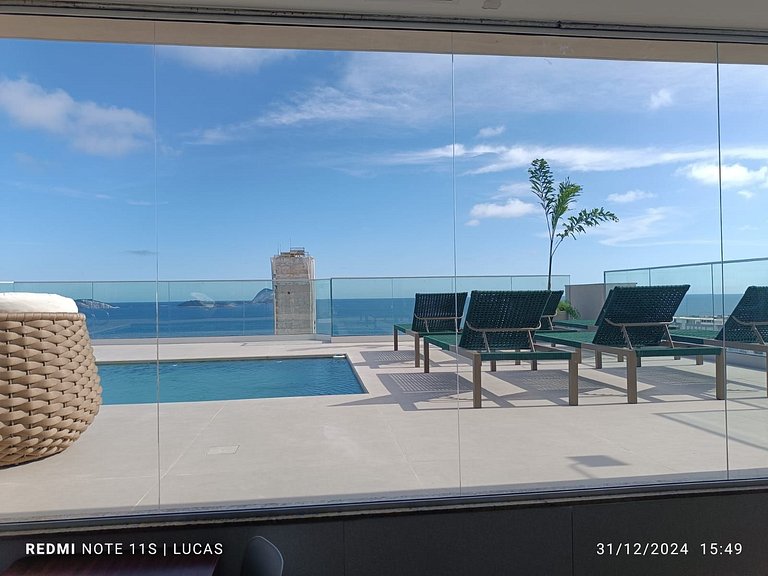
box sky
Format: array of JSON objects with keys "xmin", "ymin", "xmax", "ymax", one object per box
[{"xmin": 2, "ymin": 39, "xmax": 768, "ymax": 288}]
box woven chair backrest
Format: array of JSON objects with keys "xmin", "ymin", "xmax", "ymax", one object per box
[
  {"xmin": 459, "ymin": 290, "xmax": 550, "ymax": 351},
  {"xmin": 716, "ymin": 286, "xmax": 768, "ymax": 342},
  {"xmin": 592, "ymin": 284, "xmax": 690, "ymax": 347},
  {"xmin": 411, "ymin": 292, "xmax": 468, "ymax": 332},
  {"xmin": 541, "ymin": 290, "xmax": 564, "ymax": 317}
]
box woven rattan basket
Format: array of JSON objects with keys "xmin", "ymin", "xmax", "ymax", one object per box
[{"xmin": 0, "ymin": 312, "xmax": 101, "ymax": 466}]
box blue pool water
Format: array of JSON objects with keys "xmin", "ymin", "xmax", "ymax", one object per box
[{"xmin": 97, "ymin": 357, "xmax": 364, "ymax": 405}]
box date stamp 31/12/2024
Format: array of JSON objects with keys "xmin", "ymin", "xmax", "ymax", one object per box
[{"xmin": 595, "ymin": 542, "xmax": 743, "ymax": 557}]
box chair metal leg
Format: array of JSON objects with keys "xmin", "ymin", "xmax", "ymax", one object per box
[
  {"xmin": 393, "ymin": 326, "xmax": 398, "ymax": 351},
  {"xmin": 490, "ymin": 360, "xmax": 497, "ymax": 372},
  {"xmin": 716, "ymin": 351, "xmax": 725, "ymax": 400},
  {"xmin": 414, "ymin": 335, "xmax": 421, "ymax": 368},
  {"xmin": 473, "ymin": 354, "xmax": 482, "ymax": 408},
  {"xmin": 424, "ymin": 341, "xmax": 430, "ymax": 373},
  {"xmin": 568, "ymin": 354, "xmax": 579, "ymax": 406},
  {"xmin": 595, "ymin": 350, "xmax": 603, "ymax": 369},
  {"xmin": 627, "ymin": 352, "xmax": 638, "ymax": 404}
]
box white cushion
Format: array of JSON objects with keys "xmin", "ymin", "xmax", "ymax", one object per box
[{"xmin": 0, "ymin": 292, "xmax": 79, "ymax": 313}]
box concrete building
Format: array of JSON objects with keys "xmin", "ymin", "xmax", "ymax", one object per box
[{"xmin": 270, "ymin": 248, "xmax": 316, "ymax": 335}]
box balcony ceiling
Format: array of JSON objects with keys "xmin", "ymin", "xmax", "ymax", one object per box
[{"xmin": 10, "ymin": 0, "xmax": 768, "ymax": 36}]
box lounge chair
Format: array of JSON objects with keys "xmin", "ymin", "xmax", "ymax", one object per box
[
  {"xmin": 535, "ymin": 285, "xmax": 725, "ymax": 403},
  {"xmin": 422, "ymin": 290, "xmax": 579, "ymax": 408},
  {"xmin": 671, "ymin": 286, "xmax": 768, "ymax": 394},
  {"xmin": 539, "ymin": 289, "xmax": 564, "ymax": 330},
  {"xmin": 553, "ymin": 318, "xmax": 597, "ymax": 331},
  {"xmin": 394, "ymin": 292, "xmax": 468, "ymax": 367}
]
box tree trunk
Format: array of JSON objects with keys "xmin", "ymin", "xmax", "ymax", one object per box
[{"xmin": 547, "ymin": 239, "xmax": 554, "ymax": 290}]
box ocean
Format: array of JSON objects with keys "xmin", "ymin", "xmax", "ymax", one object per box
[
  {"xmin": 78, "ymin": 293, "xmax": 744, "ymax": 340},
  {"xmin": 81, "ymin": 298, "xmax": 418, "ymax": 339}
]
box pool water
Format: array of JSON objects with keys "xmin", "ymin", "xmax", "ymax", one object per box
[{"xmin": 97, "ymin": 357, "xmax": 364, "ymax": 404}]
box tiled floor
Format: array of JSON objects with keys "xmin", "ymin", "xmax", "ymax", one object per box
[{"xmin": 1, "ymin": 337, "xmax": 766, "ymax": 521}]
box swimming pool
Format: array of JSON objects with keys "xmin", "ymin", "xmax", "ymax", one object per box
[{"xmin": 97, "ymin": 356, "xmax": 365, "ymax": 404}]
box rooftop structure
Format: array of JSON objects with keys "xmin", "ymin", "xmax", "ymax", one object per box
[{"xmin": 271, "ymin": 248, "xmax": 316, "ymax": 335}]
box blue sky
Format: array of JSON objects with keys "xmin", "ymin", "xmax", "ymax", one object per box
[{"xmin": 2, "ymin": 40, "xmax": 768, "ymax": 285}]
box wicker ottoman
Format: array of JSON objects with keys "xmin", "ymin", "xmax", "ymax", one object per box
[{"xmin": 0, "ymin": 309, "xmax": 102, "ymax": 466}]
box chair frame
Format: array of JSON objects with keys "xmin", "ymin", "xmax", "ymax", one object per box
[
  {"xmin": 393, "ymin": 292, "xmax": 467, "ymax": 367},
  {"xmin": 670, "ymin": 286, "xmax": 768, "ymax": 395},
  {"xmin": 535, "ymin": 285, "xmax": 725, "ymax": 404},
  {"xmin": 422, "ymin": 290, "xmax": 579, "ymax": 408}
]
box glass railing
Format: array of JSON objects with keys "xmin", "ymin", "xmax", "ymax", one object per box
[
  {"xmin": 604, "ymin": 257, "xmax": 768, "ymax": 329},
  {"xmin": 6, "ymin": 275, "xmax": 567, "ymax": 338}
]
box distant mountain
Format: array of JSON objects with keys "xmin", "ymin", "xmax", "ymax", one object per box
[
  {"xmin": 76, "ymin": 299, "xmax": 118, "ymax": 310},
  {"xmin": 176, "ymin": 288, "xmax": 273, "ymax": 307},
  {"xmin": 179, "ymin": 299, "xmax": 216, "ymax": 308},
  {"xmin": 251, "ymin": 288, "xmax": 274, "ymax": 304}
]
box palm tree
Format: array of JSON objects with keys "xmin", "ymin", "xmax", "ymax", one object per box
[{"xmin": 528, "ymin": 158, "xmax": 619, "ymax": 290}]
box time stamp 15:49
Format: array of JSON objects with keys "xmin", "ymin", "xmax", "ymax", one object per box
[{"xmin": 596, "ymin": 542, "xmax": 742, "ymax": 556}]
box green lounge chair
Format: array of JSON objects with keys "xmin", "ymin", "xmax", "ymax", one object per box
[
  {"xmin": 394, "ymin": 292, "xmax": 468, "ymax": 367},
  {"xmin": 671, "ymin": 286, "xmax": 768, "ymax": 394},
  {"xmin": 535, "ymin": 285, "xmax": 725, "ymax": 403},
  {"xmin": 553, "ymin": 318, "xmax": 597, "ymax": 331},
  {"xmin": 422, "ymin": 290, "xmax": 579, "ymax": 408},
  {"xmin": 539, "ymin": 289, "xmax": 564, "ymax": 330}
]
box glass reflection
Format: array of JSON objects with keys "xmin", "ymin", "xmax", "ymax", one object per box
[
  {"xmin": 454, "ymin": 45, "xmax": 726, "ymax": 495},
  {"xmin": 154, "ymin": 46, "xmax": 458, "ymax": 509},
  {"xmin": 0, "ymin": 39, "xmax": 158, "ymax": 518}
]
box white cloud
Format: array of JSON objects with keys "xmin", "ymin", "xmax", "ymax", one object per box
[
  {"xmin": 679, "ymin": 162, "xmax": 768, "ymax": 188},
  {"xmin": 190, "ymin": 53, "xmax": 719, "ymax": 144},
  {"xmin": 607, "ymin": 190, "xmax": 656, "ymax": 203},
  {"xmin": 476, "ymin": 125, "xmax": 506, "ymax": 138},
  {"xmin": 158, "ymin": 46, "xmax": 293, "ymax": 74},
  {"xmin": 592, "ymin": 207, "xmax": 715, "ymax": 248},
  {"xmin": 383, "ymin": 143, "xmax": 512, "ymax": 166},
  {"xmin": 452, "ymin": 56, "xmax": 715, "ymax": 116},
  {"xmin": 0, "ymin": 78, "xmax": 152, "ymax": 156},
  {"xmin": 260, "ymin": 52, "xmax": 451, "ymax": 127},
  {"xmin": 188, "ymin": 53, "xmax": 449, "ymax": 142},
  {"xmin": 648, "ymin": 88, "xmax": 674, "ymax": 110},
  {"xmin": 593, "ymin": 207, "xmax": 672, "ymax": 246},
  {"xmin": 469, "ymin": 198, "xmax": 538, "ymax": 221},
  {"xmin": 260, "ymin": 86, "xmax": 401, "ymax": 126},
  {"xmin": 186, "ymin": 52, "xmax": 727, "ymax": 154},
  {"xmin": 493, "ymin": 182, "xmax": 530, "ymax": 199},
  {"xmin": 384, "ymin": 142, "xmax": 716, "ymax": 174},
  {"xmin": 737, "ymin": 190, "xmax": 756, "ymax": 199},
  {"xmin": 187, "ymin": 118, "xmax": 260, "ymax": 145},
  {"xmin": 466, "ymin": 219, "xmax": 481, "ymax": 227}
]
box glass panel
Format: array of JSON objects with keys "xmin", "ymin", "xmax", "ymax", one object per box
[
  {"xmin": 154, "ymin": 45, "xmax": 458, "ymax": 509},
  {"xmin": 718, "ymin": 43, "xmax": 768, "ymax": 481},
  {"xmin": 90, "ymin": 281, "xmax": 157, "ymax": 339},
  {"xmin": 315, "ymin": 279, "xmax": 332, "ymax": 336},
  {"xmin": 454, "ymin": 42, "xmax": 726, "ymax": 496},
  {"xmin": 604, "ymin": 268, "xmax": 651, "ymax": 286},
  {"xmin": 0, "ymin": 39, "xmax": 158, "ymax": 519},
  {"xmin": 650, "ymin": 263, "xmax": 717, "ymax": 320}
]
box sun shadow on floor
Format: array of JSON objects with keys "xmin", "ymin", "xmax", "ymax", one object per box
[
  {"xmin": 333, "ymin": 371, "xmax": 473, "ymax": 411},
  {"xmin": 488, "ymin": 369, "xmax": 604, "ymax": 406},
  {"xmin": 358, "ymin": 350, "xmax": 416, "ymax": 368},
  {"xmin": 598, "ymin": 365, "xmax": 720, "ymax": 402}
]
